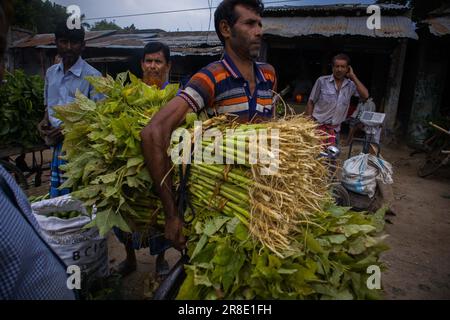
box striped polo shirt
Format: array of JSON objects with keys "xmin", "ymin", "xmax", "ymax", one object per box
[{"xmin": 179, "ymin": 53, "xmax": 277, "ymax": 121}]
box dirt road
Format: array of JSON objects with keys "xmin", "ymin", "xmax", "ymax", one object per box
[{"xmin": 378, "ymin": 144, "xmax": 450, "ymax": 299}]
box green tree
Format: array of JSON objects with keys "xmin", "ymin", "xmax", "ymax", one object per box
[
  {"xmin": 12, "ymin": 0, "xmax": 68, "ymax": 33},
  {"xmin": 123, "ymin": 24, "xmax": 138, "ymax": 32},
  {"xmin": 90, "ymin": 19, "xmax": 122, "ymax": 31}
]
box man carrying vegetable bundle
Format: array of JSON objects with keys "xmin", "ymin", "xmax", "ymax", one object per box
[
  {"xmin": 37, "ymin": 22, "xmax": 103, "ymax": 198},
  {"xmin": 113, "ymin": 42, "xmax": 173, "ymax": 280},
  {"xmin": 141, "ymin": 0, "xmax": 277, "ymax": 251},
  {"xmin": 305, "ymin": 54, "xmax": 369, "ymax": 146}
]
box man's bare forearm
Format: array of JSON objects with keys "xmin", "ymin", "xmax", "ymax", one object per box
[
  {"xmin": 141, "ymin": 121, "xmax": 177, "ymax": 219},
  {"xmin": 352, "ymin": 76, "xmax": 369, "ymax": 101},
  {"xmin": 140, "ymin": 97, "xmax": 192, "ymax": 219},
  {"xmin": 140, "ymin": 97, "xmax": 192, "ymax": 250},
  {"xmin": 306, "ymin": 100, "xmax": 314, "ymax": 117}
]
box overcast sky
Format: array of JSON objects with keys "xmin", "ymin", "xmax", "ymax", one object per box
[{"xmin": 51, "ymin": 0, "xmax": 375, "ymax": 31}]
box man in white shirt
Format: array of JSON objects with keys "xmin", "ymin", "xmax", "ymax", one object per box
[{"xmin": 306, "ymin": 54, "xmax": 369, "ymax": 146}]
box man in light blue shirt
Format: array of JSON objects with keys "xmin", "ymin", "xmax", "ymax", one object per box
[{"xmin": 38, "ymin": 22, "xmax": 103, "ymax": 198}]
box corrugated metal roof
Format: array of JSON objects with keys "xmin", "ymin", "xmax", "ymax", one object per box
[
  {"xmin": 13, "ymin": 30, "xmax": 222, "ymax": 56},
  {"xmin": 424, "ymin": 16, "xmax": 450, "ymax": 36},
  {"xmin": 12, "ymin": 30, "xmax": 116, "ymax": 48},
  {"xmin": 85, "ymin": 56, "xmax": 131, "ymax": 63},
  {"xmin": 85, "ymin": 31, "xmax": 221, "ymax": 49},
  {"xmin": 171, "ymin": 46, "xmax": 223, "ymax": 56},
  {"xmin": 13, "ymin": 33, "xmax": 54, "ymax": 48},
  {"xmin": 263, "ymin": 4, "xmax": 410, "ymax": 17},
  {"xmin": 263, "ymin": 16, "xmax": 418, "ymax": 39}
]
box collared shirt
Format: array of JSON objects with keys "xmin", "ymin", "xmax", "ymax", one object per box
[
  {"xmin": 178, "ymin": 53, "xmax": 277, "ymax": 121},
  {"xmin": 44, "ymin": 56, "xmax": 103, "ymax": 128},
  {"xmin": 0, "ymin": 165, "xmax": 75, "ymax": 300},
  {"xmin": 309, "ymin": 75, "xmax": 358, "ymax": 131}
]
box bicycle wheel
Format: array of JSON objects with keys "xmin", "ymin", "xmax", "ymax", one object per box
[
  {"xmin": 331, "ymin": 184, "xmax": 351, "ymax": 207},
  {"xmin": 417, "ymin": 149, "xmax": 447, "ymax": 178}
]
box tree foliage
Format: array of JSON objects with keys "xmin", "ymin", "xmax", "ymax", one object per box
[
  {"xmin": 12, "ymin": 0, "xmax": 68, "ymax": 33},
  {"xmin": 89, "ymin": 19, "xmax": 122, "ymax": 31}
]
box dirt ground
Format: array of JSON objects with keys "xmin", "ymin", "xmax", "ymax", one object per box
[
  {"xmin": 17, "ymin": 142, "xmax": 450, "ymax": 300},
  {"xmin": 375, "ymin": 144, "xmax": 450, "ymax": 300}
]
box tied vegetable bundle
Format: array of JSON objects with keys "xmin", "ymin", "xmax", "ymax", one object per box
[
  {"xmin": 56, "ymin": 72, "xmax": 388, "ymax": 299},
  {"xmin": 55, "ymin": 72, "xmax": 179, "ymax": 235},
  {"xmin": 0, "ymin": 70, "xmax": 45, "ymax": 147},
  {"xmin": 175, "ymin": 117, "xmax": 387, "ymax": 300},
  {"xmin": 181, "ymin": 115, "xmax": 331, "ymax": 257}
]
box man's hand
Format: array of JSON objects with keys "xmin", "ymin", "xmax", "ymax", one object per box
[
  {"xmin": 37, "ymin": 117, "xmax": 50, "ymax": 138},
  {"xmin": 48, "ymin": 127, "xmax": 63, "ymax": 139},
  {"xmin": 45, "ymin": 126, "xmax": 64, "ymax": 146},
  {"xmin": 305, "ymin": 99, "xmax": 314, "ymax": 120},
  {"xmin": 346, "ymin": 66, "xmax": 369, "ymax": 101},
  {"xmin": 165, "ymin": 215, "xmax": 186, "ymax": 251},
  {"xmin": 346, "ymin": 66, "xmax": 356, "ymax": 81}
]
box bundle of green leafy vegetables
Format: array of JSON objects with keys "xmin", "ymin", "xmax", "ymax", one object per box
[
  {"xmin": 178, "ymin": 205, "xmax": 388, "ymax": 300},
  {"xmin": 54, "ymin": 72, "xmax": 180, "ymax": 235},
  {"xmin": 0, "ymin": 69, "xmax": 45, "ymax": 147},
  {"xmin": 55, "ymin": 72, "xmax": 388, "ymax": 300}
]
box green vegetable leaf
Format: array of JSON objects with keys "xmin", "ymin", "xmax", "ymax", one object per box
[{"xmin": 190, "ymin": 234, "xmax": 208, "ymax": 261}]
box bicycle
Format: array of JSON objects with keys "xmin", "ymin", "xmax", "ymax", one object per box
[
  {"xmin": 0, "ymin": 143, "xmax": 50, "ymax": 189},
  {"xmin": 417, "ymin": 122, "xmax": 450, "ymax": 178},
  {"xmin": 320, "ymin": 145, "xmax": 351, "ymax": 207}
]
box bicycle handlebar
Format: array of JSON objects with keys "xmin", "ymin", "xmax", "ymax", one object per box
[{"xmin": 430, "ymin": 122, "xmax": 450, "ymax": 136}]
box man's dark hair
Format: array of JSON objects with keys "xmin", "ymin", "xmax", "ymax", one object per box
[
  {"xmin": 0, "ymin": 0, "xmax": 12, "ymax": 58},
  {"xmin": 332, "ymin": 53, "xmax": 351, "ymax": 66},
  {"xmin": 214, "ymin": 0, "xmax": 264, "ymax": 45},
  {"xmin": 54, "ymin": 21, "xmax": 85, "ymax": 42},
  {"xmin": 142, "ymin": 42, "xmax": 171, "ymax": 64}
]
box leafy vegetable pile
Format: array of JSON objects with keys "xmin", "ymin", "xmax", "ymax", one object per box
[
  {"xmin": 178, "ymin": 205, "xmax": 387, "ymax": 300},
  {"xmin": 55, "ymin": 72, "xmax": 388, "ymax": 300},
  {"xmin": 46, "ymin": 210, "xmax": 82, "ymax": 219},
  {"xmin": 55, "ymin": 72, "xmax": 179, "ymax": 235},
  {"xmin": 0, "ymin": 70, "xmax": 45, "ymax": 147},
  {"xmin": 184, "ymin": 115, "xmax": 330, "ymax": 256}
]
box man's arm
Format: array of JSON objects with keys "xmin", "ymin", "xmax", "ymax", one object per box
[
  {"xmin": 347, "ymin": 66, "xmax": 369, "ymax": 101},
  {"xmin": 38, "ymin": 72, "xmax": 62, "ymax": 141},
  {"xmin": 305, "ymin": 78, "xmax": 320, "ymax": 118},
  {"xmin": 38, "ymin": 73, "xmax": 50, "ymax": 137},
  {"xmin": 140, "ymin": 96, "xmax": 191, "ymax": 250},
  {"xmin": 305, "ymin": 99, "xmax": 314, "ymax": 118},
  {"xmin": 37, "ymin": 107, "xmax": 50, "ymax": 138}
]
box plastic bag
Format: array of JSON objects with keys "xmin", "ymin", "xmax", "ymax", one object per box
[
  {"xmin": 31, "ymin": 195, "xmax": 109, "ymax": 281},
  {"xmin": 342, "ymin": 153, "xmax": 393, "ymax": 198}
]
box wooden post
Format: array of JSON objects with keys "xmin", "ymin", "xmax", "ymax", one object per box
[
  {"xmin": 383, "ymin": 39, "xmax": 408, "ymax": 140},
  {"xmin": 406, "ymin": 39, "xmax": 448, "ymax": 148},
  {"xmin": 39, "ymin": 49, "xmax": 45, "ymax": 78}
]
